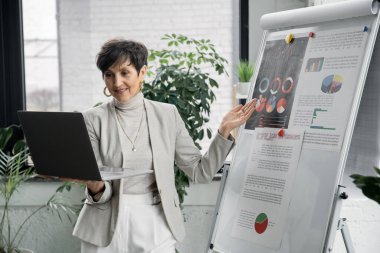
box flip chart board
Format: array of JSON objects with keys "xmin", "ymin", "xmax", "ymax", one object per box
[{"xmin": 209, "ymin": 1, "xmax": 380, "ymax": 252}]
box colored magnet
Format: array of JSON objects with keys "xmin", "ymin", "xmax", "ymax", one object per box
[
  {"xmin": 278, "ymin": 128, "xmax": 285, "ymax": 137},
  {"xmin": 363, "ymin": 26, "xmax": 369, "ymax": 32},
  {"xmin": 309, "ymin": 32, "xmax": 315, "ymax": 38},
  {"xmin": 285, "ymin": 34, "xmax": 294, "ymax": 44}
]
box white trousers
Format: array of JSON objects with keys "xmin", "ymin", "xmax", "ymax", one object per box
[{"xmin": 81, "ymin": 193, "xmax": 177, "ymax": 253}]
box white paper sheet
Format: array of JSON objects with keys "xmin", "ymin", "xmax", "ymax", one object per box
[
  {"xmin": 260, "ymin": 0, "xmax": 378, "ymax": 30},
  {"xmin": 289, "ymin": 26, "xmax": 369, "ymax": 151},
  {"xmin": 231, "ymin": 128, "xmax": 304, "ymax": 249}
]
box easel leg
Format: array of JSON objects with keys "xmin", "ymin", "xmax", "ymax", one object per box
[{"xmin": 338, "ymin": 218, "xmax": 355, "ymax": 253}]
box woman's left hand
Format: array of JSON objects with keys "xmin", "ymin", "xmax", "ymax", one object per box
[{"xmin": 218, "ymin": 98, "xmax": 257, "ymax": 138}]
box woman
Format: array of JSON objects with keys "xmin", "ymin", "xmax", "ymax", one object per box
[{"xmin": 72, "ymin": 39, "xmax": 256, "ymax": 253}]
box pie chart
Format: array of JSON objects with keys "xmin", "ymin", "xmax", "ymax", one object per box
[
  {"xmin": 254, "ymin": 213, "xmax": 269, "ymax": 234},
  {"xmin": 321, "ymin": 74, "xmax": 343, "ymax": 94},
  {"xmin": 266, "ymin": 96, "xmax": 277, "ymax": 113},
  {"xmin": 276, "ymin": 98, "xmax": 287, "ymax": 113},
  {"xmin": 256, "ymin": 97, "xmax": 267, "ymax": 112}
]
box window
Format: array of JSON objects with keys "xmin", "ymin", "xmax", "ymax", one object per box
[{"xmin": 23, "ymin": 0, "xmax": 60, "ymax": 111}]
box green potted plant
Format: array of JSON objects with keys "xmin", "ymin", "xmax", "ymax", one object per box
[
  {"xmin": 143, "ymin": 33, "xmax": 228, "ymax": 206},
  {"xmin": 351, "ymin": 167, "xmax": 380, "ymax": 204},
  {"xmin": 236, "ymin": 60, "xmax": 254, "ymax": 95},
  {"xmin": 0, "ymin": 125, "xmax": 78, "ymax": 253}
]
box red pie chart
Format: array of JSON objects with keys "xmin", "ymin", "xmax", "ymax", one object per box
[
  {"xmin": 254, "ymin": 213, "xmax": 269, "ymax": 234},
  {"xmin": 276, "ymin": 98, "xmax": 287, "ymax": 113}
]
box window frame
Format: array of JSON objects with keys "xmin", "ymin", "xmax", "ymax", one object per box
[{"xmin": 239, "ymin": 0, "xmax": 249, "ymax": 61}]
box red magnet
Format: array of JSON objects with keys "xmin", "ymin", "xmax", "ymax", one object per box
[
  {"xmin": 278, "ymin": 129, "xmax": 285, "ymax": 137},
  {"xmin": 309, "ymin": 32, "xmax": 315, "ymax": 38}
]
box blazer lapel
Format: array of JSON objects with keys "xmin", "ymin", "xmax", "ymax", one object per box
[{"xmin": 144, "ymin": 99, "xmax": 163, "ymax": 183}]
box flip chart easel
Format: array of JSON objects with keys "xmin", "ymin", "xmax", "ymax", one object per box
[{"xmin": 208, "ymin": 1, "xmax": 380, "ymax": 252}]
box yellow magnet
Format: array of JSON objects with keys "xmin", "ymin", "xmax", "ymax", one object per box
[{"xmin": 285, "ymin": 34, "xmax": 294, "ymax": 44}]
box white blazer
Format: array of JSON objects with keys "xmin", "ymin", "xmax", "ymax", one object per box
[{"xmin": 72, "ymin": 98, "xmax": 234, "ymax": 247}]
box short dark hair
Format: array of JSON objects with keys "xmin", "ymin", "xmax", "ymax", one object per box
[{"xmin": 96, "ymin": 39, "xmax": 148, "ymax": 75}]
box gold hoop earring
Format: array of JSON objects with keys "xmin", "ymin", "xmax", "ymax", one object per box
[
  {"xmin": 103, "ymin": 87, "xmax": 111, "ymax": 97},
  {"xmin": 139, "ymin": 81, "xmax": 143, "ymax": 92}
]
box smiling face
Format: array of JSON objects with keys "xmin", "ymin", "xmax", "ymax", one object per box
[
  {"xmin": 96, "ymin": 39, "xmax": 149, "ymax": 102},
  {"xmin": 103, "ymin": 59, "xmax": 147, "ymax": 103}
]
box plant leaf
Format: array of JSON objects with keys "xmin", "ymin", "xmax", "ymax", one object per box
[{"xmin": 0, "ymin": 127, "xmax": 13, "ymax": 150}]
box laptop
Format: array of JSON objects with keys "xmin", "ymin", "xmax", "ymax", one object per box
[{"xmin": 18, "ymin": 111, "xmax": 153, "ymax": 181}]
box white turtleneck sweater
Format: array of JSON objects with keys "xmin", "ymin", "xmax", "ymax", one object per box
[{"xmin": 113, "ymin": 92, "xmax": 158, "ymax": 194}]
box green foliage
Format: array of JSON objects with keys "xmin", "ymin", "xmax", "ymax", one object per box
[
  {"xmin": 351, "ymin": 167, "xmax": 380, "ymax": 204},
  {"xmin": 143, "ymin": 34, "xmax": 228, "ymax": 207},
  {"xmin": 236, "ymin": 60, "xmax": 254, "ymax": 82},
  {"xmin": 0, "ymin": 126, "xmax": 79, "ymax": 253}
]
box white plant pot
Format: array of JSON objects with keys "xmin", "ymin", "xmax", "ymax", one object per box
[{"xmin": 237, "ymin": 82, "xmax": 251, "ymax": 95}]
